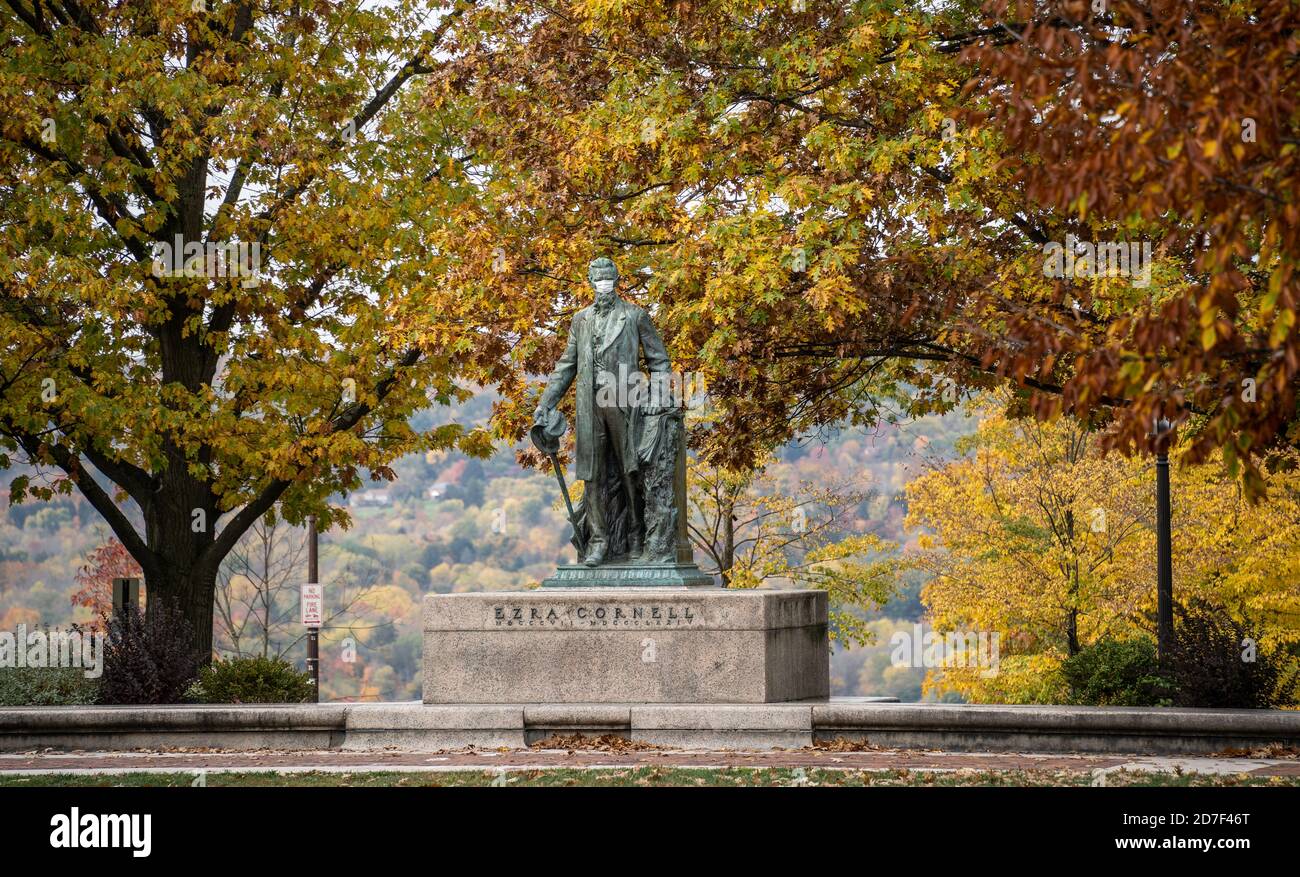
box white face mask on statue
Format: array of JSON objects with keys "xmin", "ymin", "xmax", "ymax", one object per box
[{"xmin": 593, "ymin": 279, "xmax": 616, "ymax": 296}]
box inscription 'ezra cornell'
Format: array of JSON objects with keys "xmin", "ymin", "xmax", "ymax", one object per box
[{"xmin": 493, "ymin": 604, "xmax": 697, "ymax": 628}]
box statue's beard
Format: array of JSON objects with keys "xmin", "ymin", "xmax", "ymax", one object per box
[{"xmin": 594, "ymin": 289, "xmax": 616, "ymax": 312}]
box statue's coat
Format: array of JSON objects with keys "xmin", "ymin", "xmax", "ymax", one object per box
[{"xmin": 540, "ymin": 297, "xmax": 672, "ymax": 481}]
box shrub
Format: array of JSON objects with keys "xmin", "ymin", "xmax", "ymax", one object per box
[
  {"xmin": 1164, "ymin": 602, "xmax": 1297, "ymax": 708},
  {"xmin": 189, "ymin": 655, "xmax": 314, "ymax": 704},
  {"xmin": 98, "ymin": 603, "xmax": 199, "ymax": 705},
  {"xmin": 1059, "ymin": 638, "xmax": 1174, "ymax": 706},
  {"xmin": 0, "ymin": 667, "xmax": 100, "ymax": 706}
]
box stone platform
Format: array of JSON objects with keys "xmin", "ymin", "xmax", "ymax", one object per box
[
  {"xmin": 6, "ymin": 702, "xmax": 1300, "ymax": 755},
  {"xmin": 422, "ymin": 587, "xmax": 829, "ymax": 704}
]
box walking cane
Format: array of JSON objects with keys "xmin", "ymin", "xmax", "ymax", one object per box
[{"xmin": 530, "ymin": 410, "xmax": 588, "ymax": 556}]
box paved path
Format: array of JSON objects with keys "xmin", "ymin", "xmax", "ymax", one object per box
[{"xmin": 1, "ymin": 746, "xmax": 1297, "ymax": 777}]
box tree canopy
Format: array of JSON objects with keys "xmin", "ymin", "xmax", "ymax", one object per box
[
  {"xmin": 0, "ymin": 0, "xmax": 493, "ymax": 657},
  {"xmin": 429, "ymin": 0, "xmax": 1299, "ymax": 489},
  {"xmin": 3, "ymin": 0, "xmax": 1296, "ymax": 663}
]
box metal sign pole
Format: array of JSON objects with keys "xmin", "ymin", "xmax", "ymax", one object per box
[
  {"xmin": 307, "ymin": 627, "xmax": 320, "ymax": 703},
  {"xmin": 307, "ymin": 515, "xmax": 320, "ymax": 703}
]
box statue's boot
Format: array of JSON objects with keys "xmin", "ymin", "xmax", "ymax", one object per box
[{"xmin": 584, "ymin": 539, "xmax": 607, "ymax": 567}]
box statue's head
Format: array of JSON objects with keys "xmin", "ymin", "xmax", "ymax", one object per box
[{"xmin": 588, "ymin": 257, "xmax": 619, "ymax": 309}]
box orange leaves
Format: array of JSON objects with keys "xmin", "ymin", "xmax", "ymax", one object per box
[
  {"xmin": 72, "ymin": 540, "xmax": 144, "ymax": 621},
  {"xmin": 957, "ymin": 0, "xmax": 1300, "ymax": 494}
]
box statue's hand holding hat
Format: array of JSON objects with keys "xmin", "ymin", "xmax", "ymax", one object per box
[{"xmin": 529, "ymin": 406, "xmax": 567, "ymax": 456}]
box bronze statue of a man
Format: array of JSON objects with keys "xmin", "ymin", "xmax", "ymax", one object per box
[{"xmin": 534, "ymin": 258, "xmax": 672, "ymax": 567}]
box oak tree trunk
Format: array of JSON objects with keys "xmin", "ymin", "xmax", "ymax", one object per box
[{"xmin": 142, "ymin": 464, "xmax": 219, "ymax": 667}]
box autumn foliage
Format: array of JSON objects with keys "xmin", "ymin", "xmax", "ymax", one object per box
[
  {"xmin": 71, "ymin": 539, "xmax": 143, "ymax": 625},
  {"xmin": 962, "ymin": 0, "xmax": 1300, "ymax": 492},
  {"xmin": 2, "ymin": 0, "xmax": 1297, "ymax": 672},
  {"xmin": 906, "ymin": 397, "xmax": 1300, "ymax": 703},
  {"xmin": 429, "ymin": 0, "xmax": 1300, "ymax": 495}
]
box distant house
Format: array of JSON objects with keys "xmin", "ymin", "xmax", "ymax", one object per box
[
  {"xmin": 351, "ymin": 491, "xmax": 392, "ymax": 507},
  {"xmin": 426, "ymin": 482, "xmax": 451, "ymax": 500}
]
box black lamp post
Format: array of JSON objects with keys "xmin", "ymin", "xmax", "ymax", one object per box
[{"xmin": 1154, "ymin": 418, "xmax": 1174, "ymax": 662}]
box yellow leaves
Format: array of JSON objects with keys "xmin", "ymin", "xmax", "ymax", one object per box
[
  {"xmin": 848, "ymin": 24, "xmax": 878, "ymax": 50},
  {"xmin": 1201, "ymin": 139, "xmax": 1219, "ymax": 159},
  {"xmin": 352, "ymin": 583, "xmax": 417, "ymax": 620},
  {"xmin": 909, "ymin": 395, "xmax": 1300, "ymax": 703},
  {"xmin": 1260, "ymin": 268, "xmax": 1285, "ymax": 316},
  {"xmin": 801, "ymin": 272, "xmax": 855, "ymax": 327},
  {"xmin": 778, "ymin": 175, "xmax": 817, "ymax": 208},
  {"xmin": 457, "ymin": 427, "xmax": 496, "ymax": 459},
  {"xmin": 1268, "ymin": 308, "xmax": 1296, "ymax": 348}
]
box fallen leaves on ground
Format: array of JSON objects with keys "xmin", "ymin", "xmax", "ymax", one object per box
[
  {"xmin": 528, "ymin": 734, "xmax": 660, "ymax": 753},
  {"xmin": 809, "ymin": 737, "xmax": 885, "ymax": 752},
  {"xmin": 1214, "ymin": 743, "xmax": 1300, "ymax": 759}
]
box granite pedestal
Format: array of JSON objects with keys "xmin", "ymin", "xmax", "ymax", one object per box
[{"xmin": 422, "ymin": 588, "xmax": 829, "ymax": 704}]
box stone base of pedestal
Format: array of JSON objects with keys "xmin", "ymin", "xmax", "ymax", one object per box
[{"xmin": 422, "ymin": 588, "xmax": 829, "ymax": 704}]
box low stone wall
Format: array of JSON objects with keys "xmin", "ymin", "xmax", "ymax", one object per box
[
  {"xmin": 2, "ymin": 700, "xmax": 1297, "ymax": 755},
  {"xmin": 814, "ymin": 702, "xmax": 1300, "ymax": 755},
  {"xmin": 0, "ymin": 704, "xmax": 349, "ymax": 751}
]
